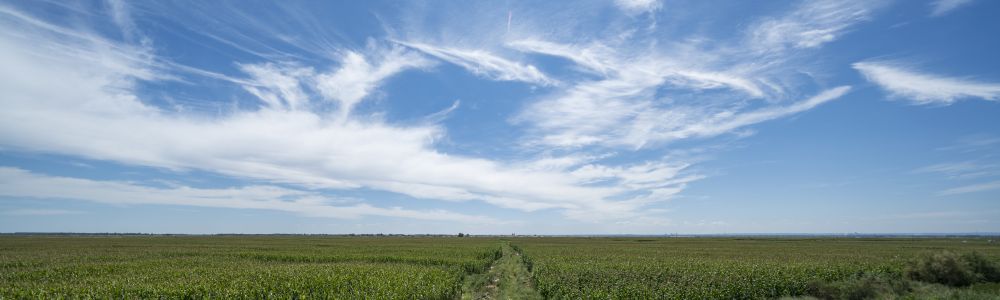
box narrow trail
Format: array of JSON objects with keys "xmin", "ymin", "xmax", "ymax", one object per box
[{"xmin": 461, "ymin": 242, "xmax": 542, "ymax": 300}]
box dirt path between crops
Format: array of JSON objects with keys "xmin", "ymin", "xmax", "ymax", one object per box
[{"xmin": 461, "ymin": 242, "xmax": 542, "ymax": 300}]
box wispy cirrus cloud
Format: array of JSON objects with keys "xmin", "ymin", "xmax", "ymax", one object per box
[
  {"xmin": 0, "ymin": 0, "xmax": 916, "ymax": 230},
  {"xmin": 879, "ymin": 210, "xmax": 996, "ymax": 220},
  {"xmin": 0, "ymin": 167, "xmax": 494, "ymax": 223},
  {"xmin": 930, "ymin": 0, "xmax": 975, "ymax": 17},
  {"xmin": 507, "ymin": 42, "xmax": 767, "ymax": 149},
  {"xmin": 854, "ymin": 61, "xmax": 1000, "ymax": 105},
  {"xmin": 315, "ymin": 46, "xmax": 435, "ymax": 117},
  {"xmin": 937, "ymin": 134, "xmax": 1000, "ymax": 153},
  {"xmin": 520, "ymin": 80, "xmax": 849, "ymax": 149},
  {"xmin": 613, "ymin": 0, "xmax": 662, "ymax": 15},
  {"xmin": 503, "ymin": 0, "xmax": 877, "ymax": 150},
  {"xmin": 747, "ymin": 0, "xmax": 882, "ymax": 52},
  {"xmin": 917, "ymin": 135, "xmax": 1000, "ymax": 196},
  {"xmin": 914, "ymin": 161, "xmax": 1000, "ymax": 180},
  {"xmin": 238, "ymin": 63, "xmax": 314, "ymax": 111},
  {"xmin": 2, "ymin": 208, "xmax": 84, "ymax": 216},
  {"xmin": 238, "ymin": 45, "xmax": 434, "ymax": 115},
  {"xmin": 506, "ymin": 39, "xmax": 768, "ymax": 97},
  {"xmin": 0, "ymin": 4, "xmax": 693, "ymax": 223},
  {"xmin": 393, "ymin": 40, "xmax": 556, "ymax": 86},
  {"xmin": 105, "ymin": 0, "xmax": 143, "ymax": 43},
  {"xmin": 940, "ymin": 180, "xmax": 1000, "ymax": 195},
  {"xmin": 637, "ymin": 86, "xmax": 850, "ymax": 141},
  {"xmin": 385, "ymin": 0, "xmax": 865, "ymax": 214}
]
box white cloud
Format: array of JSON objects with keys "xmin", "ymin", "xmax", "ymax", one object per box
[
  {"xmin": 0, "ymin": 168, "xmax": 493, "ymax": 223},
  {"xmin": 748, "ymin": 0, "xmax": 879, "ymax": 52},
  {"xmin": 937, "ymin": 134, "xmax": 1000, "ymax": 153},
  {"xmin": 930, "ymin": 0, "xmax": 975, "ymax": 17},
  {"xmin": 854, "ymin": 61, "xmax": 1000, "ymax": 105},
  {"xmin": 2, "ymin": 208, "xmax": 84, "ymax": 216},
  {"xmin": 393, "ymin": 40, "xmax": 556, "ymax": 86},
  {"xmin": 239, "ymin": 63, "xmax": 314, "ymax": 110},
  {"xmin": 0, "ymin": 7, "xmax": 691, "ymax": 223},
  {"xmin": 919, "ymin": 136, "xmax": 1000, "ymax": 196},
  {"xmin": 519, "ymin": 61, "xmax": 850, "ymax": 148},
  {"xmin": 390, "ymin": 1, "xmax": 862, "ymax": 156},
  {"xmin": 940, "ymin": 180, "xmax": 1000, "ymax": 195},
  {"xmin": 506, "ymin": 5, "xmax": 864, "ymax": 150},
  {"xmin": 508, "ymin": 41, "xmax": 787, "ymax": 149},
  {"xmin": 0, "ymin": 5, "xmax": 161, "ymax": 83},
  {"xmin": 879, "ymin": 210, "xmax": 986, "ymax": 220},
  {"xmin": 616, "ymin": 86, "xmax": 850, "ymax": 148},
  {"xmin": 314, "ymin": 46, "xmax": 434, "ymax": 118},
  {"xmin": 670, "ymin": 87, "xmax": 850, "ymax": 137},
  {"xmin": 106, "ymin": 0, "xmax": 140, "ymax": 42},
  {"xmin": 614, "ymin": 0, "xmax": 662, "ymax": 15},
  {"xmin": 571, "ymin": 161, "xmax": 697, "ymax": 190},
  {"xmin": 0, "ymin": 2, "xmax": 887, "ymax": 228},
  {"xmin": 915, "ymin": 161, "xmax": 999, "ymax": 179},
  {"xmin": 507, "ymin": 39, "xmax": 766, "ymax": 97},
  {"xmin": 506, "ymin": 39, "xmax": 616, "ymax": 76},
  {"xmin": 238, "ymin": 45, "xmax": 433, "ymax": 117}
]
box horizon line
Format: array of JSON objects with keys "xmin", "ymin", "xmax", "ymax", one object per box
[{"xmin": 3, "ymin": 232, "xmax": 999, "ymax": 237}]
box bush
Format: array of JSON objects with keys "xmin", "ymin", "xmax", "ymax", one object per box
[
  {"xmin": 962, "ymin": 252, "xmax": 1000, "ymax": 283},
  {"xmin": 805, "ymin": 274, "xmax": 909, "ymax": 300},
  {"xmin": 905, "ymin": 251, "xmax": 1000, "ymax": 287}
]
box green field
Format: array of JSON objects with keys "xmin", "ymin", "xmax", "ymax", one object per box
[
  {"xmin": 2, "ymin": 235, "xmax": 999, "ymax": 299},
  {"xmin": 0, "ymin": 236, "xmax": 500, "ymax": 299},
  {"xmin": 514, "ymin": 237, "xmax": 1000, "ymax": 299}
]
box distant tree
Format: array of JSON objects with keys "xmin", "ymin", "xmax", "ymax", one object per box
[{"xmin": 458, "ymin": 233, "xmax": 465, "ymax": 237}]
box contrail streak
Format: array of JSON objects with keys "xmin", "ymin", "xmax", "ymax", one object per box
[{"xmin": 507, "ymin": 10, "xmax": 512, "ymax": 34}]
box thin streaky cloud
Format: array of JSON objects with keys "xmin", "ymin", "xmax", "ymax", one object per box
[
  {"xmin": 624, "ymin": 86, "xmax": 851, "ymax": 148},
  {"xmin": 393, "ymin": 40, "xmax": 557, "ymax": 86},
  {"xmin": 506, "ymin": 39, "xmax": 616, "ymax": 76},
  {"xmin": 506, "ymin": 0, "xmax": 880, "ymax": 152},
  {"xmin": 854, "ymin": 61, "xmax": 1000, "ymax": 105},
  {"xmin": 313, "ymin": 45, "xmax": 434, "ymax": 117},
  {"xmin": 0, "ymin": 167, "xmax": 496, "ymax": 223},
  {"xmin": 914, "ymin": 161, "xmax": 999, "ymax": 180},
  {"xmin": 668, "ymin": 86, "xmax": 852, "ymax": 139},
  {"xmin": 614, "ymin": 0, "xmax": 662, "ymax": 15},
  {"xmin": 104, "ymin": 0, "xmax": 153, "ymax": 48},
  {"xmin": 747, "ymin": 0, "xmax": 881, "ymax": 52},
  {"xmin": 940, "ymin": 180, "xmax": 1000, "ymax": 195},
  {"xmin": 936, "ymin": 135, "xmax": 1000, "ymax": 153},
  {"xmin": 506, "ymin": 39, "xmax": 766, "ymax": 97},
  {"xmin": 930, "ymin": 0, "xmax": 975, "ymax": 17},
  {"xmin": 878, "ymin": 210, "xmax": 998, "ymax": 220},
  {"xmin": 0, "ymin": 7, "xmax": 694, "ymax": 222},
  {"xmin": 3, "ymin": 209, "xmax": 84, "ymax": 216}
]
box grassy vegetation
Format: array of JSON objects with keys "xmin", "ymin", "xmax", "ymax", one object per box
[
  {"xmin": 461, "ymin": 242, "xmax": 542, "ymax": 300},
  {"xmin": 2, "ymin": 235, "xmax": 1000, "ymax": 299},
  {"xmin": 512, "ymin": 237, "xmax": 1000, "ymax": 299},
  {"xmin": 0, "ymin": 235, "xmax": 500, "ymax": 299}
]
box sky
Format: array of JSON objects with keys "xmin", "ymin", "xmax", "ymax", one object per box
[{"xmin": 1, "ymin": 0, "xmax": 999, "ymax": 234}]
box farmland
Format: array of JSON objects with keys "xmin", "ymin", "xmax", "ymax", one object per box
[
  {"xmin": 515, "ymin": 237, "xmax": 1000, "ymax": 299},
  {"xmin": 2, "ymin": 235, "xmax": 1000, "ymax": 299},
  {"xmin": 0, "ymin": 235, "xmax": 500, "ymax": 299}
]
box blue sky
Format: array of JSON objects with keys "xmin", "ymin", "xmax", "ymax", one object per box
[{"xmin": 1, "ymin": 0, "xmax": 999, "ymax": 234}]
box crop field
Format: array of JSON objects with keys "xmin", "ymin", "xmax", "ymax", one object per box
[
  {"xmin": 2, "ymin": 235, "xmax": 1000, "ymax": 299},
  {"xmin": 0, "ymin": 236, "xmax": 500, "ymax": 299},
  {"xmin": 514, "ymin": 237, "xmax": 1000, "ymax": 299}
]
